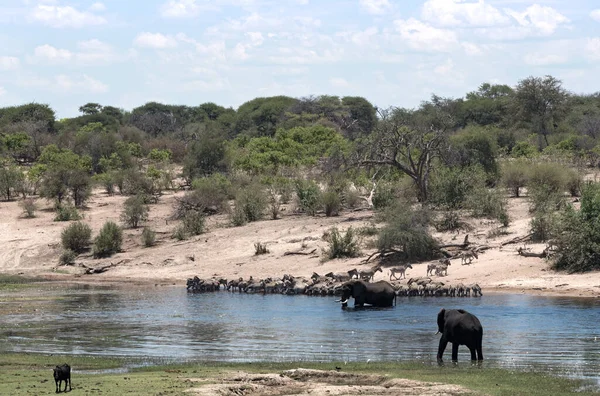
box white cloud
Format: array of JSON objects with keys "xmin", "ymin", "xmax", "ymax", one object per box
[
  {"xmin": 359, "ymin": 0, "xmax": 391, "ymax": 15},
  {"xmin": 591, "ymin": 10, "xmax": 600, "ymax": 23},
  {"xmin": 0, "ymin": 56, "xmax": 20, "ymax": 70},
  {"xmin": 160, "ymin": 0, "xmax": 216, "ymax": 18},
  {"xmin": 33, "ymin": 44, "xmax": 73, "ymax": 62},
  {"xmin": 330, "ymin": 77, "xmax": 349, "ymax": 88},
  {"xmin": 30, "ymin": 4, "xmax": 106, "ymax": 28},
  {"xmin": 90, "ymin": 2, "xmax": 106, "ymax": 12},
  {"xmin": 422, "ymin": 0, "xmax": 509, "ymax": 27},
  {"xmin": 55, "ymin": 74, "xmax": 108, "ymax": 93},
  {"xmin": 524, "ymin": 53, "xmax": 568, "ymax": 66},
  {"xmin": 585, "ymin": 38, "xmax": 600, "ymax": 61},
  {"xmin": 0, "ymin": 86, "xmax": 5, "ymax": 96},
  {"xmin": 246, "ymin": 31, "xmax": 264, "ymax": 46},
  {"xmin": 134, "ymin": 32, "xmax": 178, "ymax": 49},
  {"xmin": 394, "ymin": 18, "xmax": 458, "ymax": 52},
  {"xmin": 505, "ymin": 4, "xmax": 568, "ymax": 36},
  {"xmin": 462, "ymin": 42, "xmax": 483, "ymax": 56}
]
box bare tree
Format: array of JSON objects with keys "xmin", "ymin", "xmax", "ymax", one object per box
[{"xmin": 358, "ymin": 107, "xmax": 451, "ymax": 202}]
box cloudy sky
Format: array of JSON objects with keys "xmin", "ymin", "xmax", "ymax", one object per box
[{"xmin": 0, "ymin": 0, "xmax": 599, "ymax": 118}]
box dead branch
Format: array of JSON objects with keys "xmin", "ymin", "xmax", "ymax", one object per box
[
  {"xmin": 517, "ymin": 247, "xmax": 547, "ymax": 258},
  {"xmin": 502, "ymin": 233, "xmax": 533, "ymax": 247},
  {"xmin": 283, "ymin": 249, "xmax": 317, "ymax": 256},
  {"xmin": 81, "ymin": 263, "xmax": 114, "ymax": 274}
]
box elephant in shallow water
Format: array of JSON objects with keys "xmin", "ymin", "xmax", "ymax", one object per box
[
  {"xmin": 336, "ymin": 280, "xmax": 396, "ymax": 308},
  {"xmin": 436, "ymin": 308, "xmax": 483, "ymax": 363}
]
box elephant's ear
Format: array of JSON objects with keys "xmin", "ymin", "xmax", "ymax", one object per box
[{"xmin": 437, "ymin": 309, "xmax": 446, "ymax": 331}]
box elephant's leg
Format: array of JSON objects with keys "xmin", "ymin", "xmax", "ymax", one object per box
[
  {"xmin": 437, "ymin": 337, "xmax": 448, "ymax": 362},
  {"xmin": 469, "ymin": 347, "xmax": 477, "ymax": 361},
  {"xmin": 477, "ymin": 339, "xmax": 484, "ymax": 360},
  {"xmin": 451, "ymin": 342, "xmax": 459, "ymax": 362}
]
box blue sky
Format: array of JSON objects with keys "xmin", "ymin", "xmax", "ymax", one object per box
[{"xmin": 0, "ymin": 0, "xmax": 599, "ymax": 118}]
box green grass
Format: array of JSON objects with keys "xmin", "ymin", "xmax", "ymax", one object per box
[
  {"xmin": 0, "ymin": 274, "xmax": 46, "ymax": 292},
  {"xmin": 0, "ymin": 355, "xmax": 595, "ymax": 396}
]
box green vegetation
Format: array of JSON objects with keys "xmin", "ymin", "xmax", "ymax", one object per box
[
  {"xmin": 323, "ymin": 227, "xmax": 361, "ymax": 260},
  {"xmin": 18, "ymin": 198, "xmax": 37, "ymax": 218},
  {"xmin": 121, "ymin": 195, "xmax": 149, "ymax": 228},
  {"xmin": 93, "ymin": 221, "xmax": 123, "ymax": 258},
  {"xmin": 0, "ymin": 354, "xmax": 594, "ymax": 396},
  {"xmin": 61, "ymin": 221, "xmax": 92, "ymax": 253},
  {"xmin": 141, "ymin": 227, "xmax": 156, "ymax": 247}
]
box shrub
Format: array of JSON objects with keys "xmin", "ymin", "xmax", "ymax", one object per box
[
  {"xmin": 527, "ymin": 184, "xmax": 566, "ymax": 214},
  {"xmin": 526, "ymin": 162, "xmax": 567, "ymax": 195},
  {"xmin": 254, "ymin": 242, "xmax": 269, "ymax": 255},
  {"xmin": 93, "ymin": 221, "xmax": 123, "ymax": 258},
  {"xmin": 172, "ymin": 225, "xmax": 188, "ymax": 240},
  {"xmin": 550, "ymin": 184, "xmax": 600, "ymax": 272},
  {"xmin": 501, "ymin": 160, "xmax": 528, "ymax": 197},
  {"xmin": 376, "ymin": 203, "xmax": 437, "ymax": 262},
  {"xmin": 564, "ymin": 168, "xmax": 583, "ymax": 197},
  {"xmin": 466, "ymin": 186, "xmax": 510, "ymax": 226},
  {"xmin": 434, "ymin": 211, "xmax": 463, "ymax": 232},
  {"xmin": 19, "ymin": 198, "xmax": 37, "ymax": 218},
  {"xmin": 120, "ymin": 195, "xmax": 149, "ymax": 228},
  {"xmin": 59, "ymin": 249, "xmax": 77, "ymax": 265},
  {"xmin": 343, "ymin": 187, "xmax": 361, "ymax": 209},
  {"xmin": 322, "ymin": 190, "xmax": 341, "ymax": 217},
  {"xmin": 357, "ymin": 223, "xmax": 378, "ymax": 236},
  {"xmin": 429, "ymin": 166, "xmax": 484, "ymax": 210},
  {"xmin": 372, "ymin": 183, "xmax": 395, "ymax": 210},
  {"xmin": 182, "ymin": 210, "xmax": 205, "ymax": 235},
  {"xmin": 54, "ymin": 203, "xmax": 81, "ymax": 222},
  {"xmin": 235, "ymin": 184, "xmax": 267, "ymax": 222},
  {"xmin": 530, "ymin": 212, "xmax": 556, "ymax": 242},
  {"xmin": 268, "ymin": 189, "xmax": 281, "ymax": 220},
  {"xmin": 141, "ymin": 227, "xmax": 156, "ymax": 247},
  {"xmin": 324, "ymin": 227, "xmax": 360, "ymax": 260},
  {"xmin": 61, "ymin": 221, "xmax": 92, "ymax": 253},
  {"xmin": 229, "ymin": 204, "xmax": 248, "ymax": 227},
  {"xmin": 295, "ymin": 179, "xmax": 321, "ymax": 215}
]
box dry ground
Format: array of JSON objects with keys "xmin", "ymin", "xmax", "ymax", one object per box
[{"xmin": 1, "ymin": 187, "xmax": 600, "ymax": 298}]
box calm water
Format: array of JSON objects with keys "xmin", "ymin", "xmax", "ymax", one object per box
[{"xmin": 1, "ymin": 284, "xmax": 600, "ymax": 381}]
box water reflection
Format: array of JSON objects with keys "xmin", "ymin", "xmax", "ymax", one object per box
[{"xmin": 0, "ymin": 285, "xmax": 599, "ymax": 380}]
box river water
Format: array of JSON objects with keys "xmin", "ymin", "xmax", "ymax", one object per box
[{"xmin": 1, "ymin": 284, "xmax": 600, "ymax": 381}]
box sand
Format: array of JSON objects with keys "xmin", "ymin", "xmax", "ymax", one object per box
[{"xmin": 1, "ymin": 188, "xmax": 599, "ymax": 298}]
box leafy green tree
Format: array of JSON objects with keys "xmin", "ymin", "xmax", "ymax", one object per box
[
  {"xmin": 448, "ymin": 126, "xmax": 498, "ymax": 176},
  {"xmin": 235, "ymin": 96, "xmax": 298, "ymax": 137},
  {"xmin": 121, "ymin": 195, "xmax": 149, "ymax": 228},
  {"xmin": 61, "ymin": 221, "xmax": 92, "ymax": 253},
  {"xmin": 513, "ymin": 75, "xmax": 569, "ymax": 148},
  {"xmin": 462, "ymin": 83, "xmax": 513, "ymax": 127},
  {"xmin": 0, "ymin": 161, "xmax": 24, "ymax": 201},
  {"xmin": 182, "ymin": 127, "xmax": 227, "ymax": 181},
  {"xmin": 38, "ymin": 145, "xmax": 92, "ymax": 206},
  {"xmin": 79, "ymin": 103, "xmax": 102, "ymax": 115}
]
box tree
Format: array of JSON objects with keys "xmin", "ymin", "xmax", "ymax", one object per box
[
  {"xmin": 121, "ymin": 195, "xmax": 149, "ymax": 228},
  {"xmin": 0, "ymin": 161, "xmax": 24, "ymax": 200},
  {"xmin": 463, "ymin": 83, "xmax": 513, "ymax": 127},
  {"xmin": 38, "ymin": 145, "xmax": 92, "ymax": 206},
  {"xmin": 182, "ymin": 125, "xmax": 227, "ymax": 181},
  {"xmin": 235, "ymin": 96, "xmax": 298, "ymax": 137},
  {"xmin": 359, "ymin": 106, "xmax": 451, "ymax": 202},
  {"xmin": 513, "ymin": 75, "xmax": 569, "ymax": 148},
  {"xmin": 79, "ymin": 103, "xmax": 102, "ymax": 115}
]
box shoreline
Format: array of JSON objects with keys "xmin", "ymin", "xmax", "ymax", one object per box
[{"xmin": 6, "ymin": 271, "xmax": 600, "ymax": 299}]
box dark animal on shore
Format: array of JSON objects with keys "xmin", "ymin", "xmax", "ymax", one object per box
[{"xmin": 53, "ymin": 363, "xmax": 71, "ymax": 393}]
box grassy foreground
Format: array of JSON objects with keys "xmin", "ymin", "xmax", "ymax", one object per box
[{"xmin": 0, "ymin": 353, "xmax": 595, "ymax": 396}]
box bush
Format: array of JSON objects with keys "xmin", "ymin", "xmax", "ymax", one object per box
[
  {"xmin": 254, "ymin": 242, "xmax": 269, "ymax": 255},
  {"xmin": 59, "ymin": 249, "xmax": 77, "ymax": 265},
  {"xmin": 229, "ymin": 204, "xmax": 248, "ymax": 227},
  {"xmin": 19, "ymin": 198, "xmax": 37, "ymax": 218},
  {"xmin": 141, "ymin": 227, "xmax": 156, "ymax": 247},
  {"xmin": 120, "ymin": 195, "xmax": 149, "ymax": 228},
  {"xmin": 295, "ymin": 179, "xmax": 321, "ymax": 215},
  {"xmin": 54, "ymin": 203, "xmax": 81, "ymax": 222},
  {"xmin": 61, "ymin": 221, "xmax": 92, "ymax": 253},
  {"xmin": 172, "ymin": 225, "xmax": 188, "ymax": 240},
  {"xmin": 322, "ymin": 190, "xmax": 341, "ymax": 217},
  {"xmin": 530, "ymin": 212, "xmax": 556, "ymax": 242},
  {"xmin": 235, "ymin": 184, "xmax": 267, "ymax": 222},
  {"xmin": 93, "ymin": 221, "xmax": 123, "ymax": 258},
  {"xmin": 466, "ymin": 186, "xmax": 510, "ymax": 226},
  {"xmin": 323, "ymin": 227, "xmax": 360, "ymax": 260},
  {"xmin": 527, "ymin": 184, "xmax": 566, "ymax": 214},
  {"xmin": 343, "ymin": 187, "xmax": 361, "ymax": 209},
  {"xmin": 268, "ymin": 189, "xmax": 281, "ymax": 220},
  {"xmin": 372, "ymin": 183, "xmax": 395, "ymax": 210},
  {"xmin": 501, "ymin": 160, "xmax": 528, "ymax": 197},
  {"xmin": 564, "ymin": 168, "xmax": 583, "ymax": 197},
  {"xmin": 429, "ymin": 166, "xmax": 484, "ymax": 210},
  {"xmin": 434, "ymin": 211, "xmax": 464, "ymax": 232},
  {"xmin": 182, "ymin": 210, "xmax": 205, "ymax": 235},
  {"xmin": 376, "ymin": 203, "xmax": 437, "ymax": 262},
  {"xmin": 550, "ymin": 183, "xmax": 600, "ymax": 272},
  {"xmin": 526, "ymin": 162, "xmax": 567, "ymax": 195}
]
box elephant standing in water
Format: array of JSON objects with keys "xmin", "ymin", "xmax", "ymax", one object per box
[
  {"xmin": 337, "ymin": 280, "xmax": 396, "ymax": 308},
  {"xmin": 436, "ymin": 308, "xmax": 483, "ymax": 363}
]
